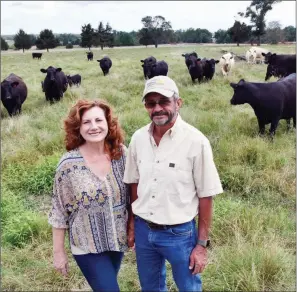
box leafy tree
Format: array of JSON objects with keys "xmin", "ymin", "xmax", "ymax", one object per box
[
  {"xmin": 229, "ymin": 21, "xmax": 252, "ymax": 46},
  {"xmin": 81, "ymin": 24, "xmax": 94, "ymax": 50},
  {"xmin": 1, "ymin": 37, "xmax": 9, "ymax": 50},
  {"xmin": 93, "ymin": 22, "xmax": 114, "ymax": 50},
  {"xmin": 283, "ymin": 25, "xmax": 296, "ymax": 42},
  {"xmin": 214, "ymin": 29, "xmax": 232, "ymax": 44},
  {"xmin": 29, "ymin": 34, "xmax": 37, "ymax": 46},
  {"xmin": 35, "ymin": 29, "xmax": 59, "ymax": 52},
  {"xmin": 113, "ymin": 31, "xmax": 136, "ymax": 46},
  {"xmin": 140, "ymin": 15, "xmax": 172, "ymax": 48},
  {"xmin": 138, "ymin": 28, "xmax": 153, "ymax": 47},
  {"xmin": 262, "ymin": 21, "xmax": 283, "ymax": 44},
  {"xmin": 13, "ymin": 29, "xmax": 32, "ymax": 52},
  {"xmin": 239, "ymin": 0, "xmax": 282, "ymax": 46}
]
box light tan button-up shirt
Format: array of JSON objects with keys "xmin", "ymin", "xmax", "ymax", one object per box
[{"xmin": 123, "ymin": 114, "xmax": 223, "ymax": 225}]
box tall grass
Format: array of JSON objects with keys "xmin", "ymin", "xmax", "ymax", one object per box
[{"xmin": 1, "ymin": 44, "xmax": 295, "ymax": 291}]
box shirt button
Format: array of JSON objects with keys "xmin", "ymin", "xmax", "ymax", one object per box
[
  {"xmin": 152, "ymin": 196, "xmax": 155, "ymax": 198},
  {"xmin": 150, "ymin": 212, "xmax": 153, "ymax": 215},
  {"xmin": 154, "ymin": 178, "xmax": 157, "ymax": 181},
  {"xmin": 156, "ymin": 160, "xmax": 159, "ymax": 163}
]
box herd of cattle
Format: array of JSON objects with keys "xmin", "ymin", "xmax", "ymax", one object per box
[{"xmin": 1, "ymin": 46, "xmax": 296, "ymax": 139}]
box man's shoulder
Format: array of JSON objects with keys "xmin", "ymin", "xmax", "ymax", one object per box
[
  {"xmin": 180, "ymin": 119, "xmax": 210, "ymax": 145},
  {"xmin": 130, "ymin": 123, "xmax": 150, "ymax": 141}
]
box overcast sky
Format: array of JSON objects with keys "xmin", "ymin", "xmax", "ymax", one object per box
[{"xmin": 1, "ymin": 1, "xmax": 296, "ymax": 35}]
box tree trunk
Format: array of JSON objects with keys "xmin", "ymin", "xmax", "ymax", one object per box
[
  {"xmin": 154, "ymin": 41, "xmax": 158, "ymax": 48},
  {"xmin": 257, "ymin": 36, "xmax": 261, "ymax": 46},
  {"xmin": 23, "ymin": 47, "xmax": 25, "ymax": 53},
  {"xmin": 47, "ymin": 47, "xmax": 49, "ymax": 52},
  {"xmin": 237, "ymin": 42, "xmax": 239, "ymax": 46},
  {"xmin": 101, "ymin": 44, "xmax": 103, "ymax": 50}
]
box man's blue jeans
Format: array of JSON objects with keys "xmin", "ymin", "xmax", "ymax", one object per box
[
  {"xmin": 73, "ymin": 251, "xmax": 124, "ymax": 292},
  {"xmin": 134, "ymin": 215, "xmax": 202, "ymax": 292}
]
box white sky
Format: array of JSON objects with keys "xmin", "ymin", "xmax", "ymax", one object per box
[{"xmin": 1, "ymin": 1, "xmax": 296, "ymax": 35}]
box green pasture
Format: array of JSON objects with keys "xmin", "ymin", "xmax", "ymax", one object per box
[{"xmin": 1, "ymin": 44, "xmax": 295, "ymax": 291}]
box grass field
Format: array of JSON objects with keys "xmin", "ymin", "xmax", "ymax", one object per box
[{"xmin": 1, "ymin": 43, "xmax": 296, "ymax": 291}]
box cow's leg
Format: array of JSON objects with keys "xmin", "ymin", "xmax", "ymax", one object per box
[
  {"xmin": 257, "ymin": 119, "xmax": 266, "ymax": 136},
  {"xmin": 269, "ymin": 119, "xmax": 280, "ymax": 139}
]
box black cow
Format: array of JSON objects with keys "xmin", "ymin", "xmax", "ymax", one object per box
[
  {"xmin": 40, "ymin": 66, "xmax": 68, "ymax": 103},
  {"xmin": 32, "ymin": 53, "xmax": 42, "ymax": 60},
  {"xmin": 97, "ymin": 57, "xmax": 112, "ymax": 76},
  {"xmin": 146, "ymin": 61, "xmax": 168, "ymax": 79},
  {"xmin": 1, "ymin": 73, "xmax": 28, "ymax": 117},
  {"xmin": 86, "ymin": 52, "xmax": 93, "ymax": 61},
  {"xmin": 262, "ymin": 52, "xmax": 296, "ymax": 81},
  {"xmin": 66, "ymin": 74, "xmax": 81, "ymax": 87},
  {"xmin": 182, "ymin": 52, "xmax": 198, "ymax": 69},
  {"xmin": 140, "ymin": 56, "xmax": 157, "ymax": 79},
  {"xmin": 230, "ymin": 73, "xmax": 296, "ymax": 138},
  {"xmin": 201, "ymin": 58, "xmax": 219, "ymax": 81},
  {"xmin": 187, "ymin": 56, "xmax": 203, "ymax": 83}
]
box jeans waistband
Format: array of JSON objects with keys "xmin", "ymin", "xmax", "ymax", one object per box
[{"xmin": 135, "ymin": 215, "xmax": 191, "ymax": 230}]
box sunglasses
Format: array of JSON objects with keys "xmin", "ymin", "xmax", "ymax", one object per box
[{"xmin": 144, "ymin": 99, "xmax": 172, "ymax": 109}]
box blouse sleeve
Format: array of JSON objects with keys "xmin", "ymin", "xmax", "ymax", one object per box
[{"xmin": 48, "ymin": 168, "xmax": 72, "ymax": 229}]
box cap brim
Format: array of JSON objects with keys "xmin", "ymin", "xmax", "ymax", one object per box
[{"xmin": 142, "ymin": 88, "xmax": 174, "ymax": 101}]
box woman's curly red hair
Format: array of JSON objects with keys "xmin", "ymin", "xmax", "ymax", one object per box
[{"xmin": 64, "ymin": 99, "xmax": 125, "ymax": 160}]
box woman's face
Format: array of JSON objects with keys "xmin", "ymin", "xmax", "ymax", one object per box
[{"xmin": 80, "ymin": 106, "xmax": 109, "ymax": 144}]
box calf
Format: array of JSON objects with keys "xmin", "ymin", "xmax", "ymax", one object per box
[
  {"xmin": 141, "ymin": 56, "xmax": 157, "ymax": 79},
  {"xmin": 32, "ymin": 52, "xmax": 42, "ymax": 60},
  {"xmin": 262, "ymin": 52, "xmax": 296, "ymax": 80},
  {"xmin": 1, "ymin": 73, "xmax": 28, "ymax": 116},
  {"xmin": 187, "ymin": 56, "xmax": 203, "ymax": 83},
  {"xmin": 201, "ymin": 58, "xmax": 219, "ymax": 81},
  {"xmin": 40, "ymin": 66, "xmax": 68, "ymax": 103},
  {"xmin": 182, "ymin": 52, "xmax": 198, "ymax": 69},
  {"xmin": 66, "ymin": 74, "xmax": 81, "ymax": 87},
  {"xmin": 219, "ymin": 53, "xmax": 234, "ymax": 76},
  {"xmin": 97, "ymin": 57, "xmax": 112, "ymax": 76},
  {"xmin": 86, "ymin": 52, "xmax": 93, "ymax": 61},
  {"xmin": 230, "ymin": 73, "xmax": 296, "ymax": 138},
  {"xmin": 146, "ymin": 60, "xmax": 168, "ymax": 79}
]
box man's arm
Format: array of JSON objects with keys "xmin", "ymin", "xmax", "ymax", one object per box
[
  {"xmin": 127, "ymin": 183, "xmax": 138, "ymax": 247},
  {"xmin": 189, "ymin": 196, "xmax": 213, "ymax": 275}
]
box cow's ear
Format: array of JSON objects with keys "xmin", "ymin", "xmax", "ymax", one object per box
[
  {"xmin": 140, "ymin": 60, "xmax": 144, "ymax": 62},
  {"xmin": 272, "ymin": 53, "xmax": 276, "ymax": 56},
  {"xmin": 97, "ymin": 59, "xmax": 101, "ymax": 62},
  {"xmin": 197, "ymin": 58, "xmax": 201, "ymax": 61},
  {"xmin": 11, "ymin": 81, "xmax": 19, "ymax": 88},
  {"xmin": 262, "ymin": 53, "xmax": 266, "ymax": 57},
  {"xmin": 141, "ymin": 64, "xmax": 144, "ymax": 67},
  {"xmin": 238, "ymin": 79, "xmax": 245, "ymax": 85},
  {"xmin": 181, "ymin": 54, "xmax": 185, "ymax": 57},
  {"xmin": 230, "ymin": 56, "xmax": 233, "ymax": 59},
  {"xmin": 222, "ymin": 56, "xmax": 225, "ymax": 60},
  {"xmin": 215, "ymin": 60, "xmax": 220, "ymax": 63},
  {"xmin": 230, "ymin": 83, "xmax": 237, "ymax": 89},
  {"xmin": 56, "ymin": 68, "xmax": 62, "ymax": 72},
  {"xmin": 40, "ymin": 69, "xmax": 47, "ymax": 73}
]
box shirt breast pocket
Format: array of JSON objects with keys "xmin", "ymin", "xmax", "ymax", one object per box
[{"xmin": 168, "ymin": 160, "xmax": 193, "ymax": 184}]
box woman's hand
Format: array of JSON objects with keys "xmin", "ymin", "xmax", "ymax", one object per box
[{"xmin": 53, "ymin": 250, "xmax": 69, "ymax": 276}]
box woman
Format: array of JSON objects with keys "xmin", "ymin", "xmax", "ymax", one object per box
[{"xmin": 48, "ymin": 99, "xmax": 129, "ymax": 291}]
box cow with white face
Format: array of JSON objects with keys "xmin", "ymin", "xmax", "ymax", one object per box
[{"xmin": 219, "ymin": 53, "xmax": 234, "ymax": 76}]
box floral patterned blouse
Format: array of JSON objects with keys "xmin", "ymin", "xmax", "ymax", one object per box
[{"xmin": 48, "ymin": 148, "xmax": 129, "ymax": 254}]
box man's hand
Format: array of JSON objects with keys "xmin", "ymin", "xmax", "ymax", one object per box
[
  {"xmin": 127, "ymin": 217, "xmax": 135, "ymax": 248},
  {"xmin": 53, "ymin": 250, "xmax": 68, "ymax": 276},
  {"xmin": 189, "ymin": 244, "xmax": 207, "ymax": 275}
]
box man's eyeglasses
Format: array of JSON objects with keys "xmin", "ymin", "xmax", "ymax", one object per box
[{"xmin": 144, "ymin": 99, "xmax": 172, "ymax": 109}]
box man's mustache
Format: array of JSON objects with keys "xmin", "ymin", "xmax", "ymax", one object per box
[{"xmin": 152, "ymin": 111, "xmax": 168, "ymax": 117}]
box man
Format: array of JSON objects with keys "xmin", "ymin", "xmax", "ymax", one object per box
[{"xmin": 124, "ymin": 76, "xmax": 223, "ymax": 292}]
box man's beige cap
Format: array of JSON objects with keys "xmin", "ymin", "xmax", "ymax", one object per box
[{"xmin": 142, "ymin": 76, "xmax": 179, "ymax": 101}]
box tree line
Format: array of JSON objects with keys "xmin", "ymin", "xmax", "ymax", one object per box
[{"xmin": 1, "ymin": 0, "xmax": 295, "ymax": 51}]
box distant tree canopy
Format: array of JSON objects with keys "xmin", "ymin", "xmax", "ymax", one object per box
[
  {"xmin": 80, "ymin": 23, "xmax": 94, "ymax": 50},
  {"xmin": 140, "ymin": 16, "xmax": 173, "ymax": 48},
  {"xmin": 36, "ymin": 29, "xmax": 59, "ymax": 52},
  {"xmin": 57, "ymin": 33, "xmax": 80, "ymax": 46},
  {"xmin": 283, "ymin": 25, "xmax": 296, "ymax": 42},
  {"xmin": 214, "ymin": 29, "xmax": 232, "ymax": 44},
  {"xmin": 113, "ymin": 30, "xmax": 136, "ymax": 46},
  {"xmin": 229, "ymin": 21, "xmax": 252, "ymax": 46},
  {"xmin": 1, "ymin": 37, "xmax": 9, "ymax": 50},
  {"xmin": 239, "ymin": 0, "xmax": 282, "ymax": 45},
  {"xmin": 14, "ymin": 29, "xmax": 32, "ymax": 52},
  {"xmin": 93, "ymin": 22, "xmax": 114, "ymax": 50},
  {"xmin": 175, "ymin": 28, "xmax": 213, "ymax": 43}
]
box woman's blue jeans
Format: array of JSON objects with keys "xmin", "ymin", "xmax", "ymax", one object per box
[
  {"xmin": 73, "ymin": 251, "xmax": 124, "ymax": 292},
  {"xmin": 134, "ymin": 215, "xmax": 202, "ymax": 292}
]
